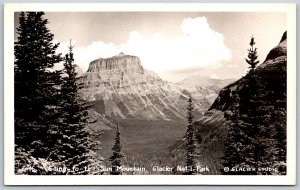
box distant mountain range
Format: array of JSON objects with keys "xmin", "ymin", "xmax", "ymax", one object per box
[
  {"xmin": 178, "ymin": 75, "xmax": 235, "ymax": 106},
  {"xmin": 78, "ymin": 52, "xmax": 234, "ymax": 121}
]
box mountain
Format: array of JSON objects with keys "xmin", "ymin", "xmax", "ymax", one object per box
[
  {"xmin": 177, "ymin": 75, "xmax": 235, "ymax": 105},
  {"xmin": 186, "ymin": 31, "xmax": 287, "ymax": 174},
  {"xmin": 78, "ymin": 53, "xmax": 232, "ymax": 120}
]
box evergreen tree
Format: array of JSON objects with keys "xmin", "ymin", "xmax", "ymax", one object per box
[
  {"xmin": 15, "ymin": 12, "xmax": 62, "ymax": 123},
  {"xmin": 234, "ymin": 36, "xmax": 277, "ymax": 175},
  {"xmin": 109, "ymin": 124, "xmax": 124, "ymax": 175},
  {"xmin": 254, "ymin": 88, "xmax": 279, "ymax": 174},
  {"xmin": 240, "ymin": 36, "xmax": 260, "ymax": 174},
  {"xmin": 241, "ymin": 36, "xmax": 285, "ymax": 175},
  {"xmin": 14, "ymin": 12, "xmax": 63, "ymax": 168},
  {"xmin": 246, "ymin": 36, "xmax": 260, "ymax": 70},
  {"xmin": 272, "ymin": 102, "xmax": 286, "ymax": 175},
  {"xmin": 221, "ymin": 36, "xmax": 261, "ymax": 175},
  {"xmin": 221, "ymin": 91, "xmax": 246, "ymax": 175},
  {"xmin": 52, "ymin": 40, "xmax": 96, "ymax": 174},
  {"xmin": 185, "ymin": 96, "xmax": 197, "ymax": 175},
  {"xmin": 270, "ymin": 59, "xmax": 287, "ymax": 175}
]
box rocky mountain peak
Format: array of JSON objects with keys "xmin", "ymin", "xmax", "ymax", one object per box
[
  {"xmin": 118, "ymin": 52, "xmax": 125, "ymax": 56},
  {"xmin": 86, "ymin": 53, "xmax": 143, "ymax": 73},
  {"xmin": 264, "ymin": 31, "xmax": 287, "ymax": 62},
  {"xmin": 279, "ymin": 31, "xmax": 287, "ymax": 43}
]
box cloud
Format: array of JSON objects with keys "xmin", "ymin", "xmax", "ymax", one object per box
[
  {"xmin": 210, "ymin": 74, "xmax": 220, "ymax": 79},
  {"xmin": 56, "ymin": 17, "xmax": 232, "ymax": 82},
  {"xmin": 55, "ymin": 40, "xmax": 120, "ymax": 72}
]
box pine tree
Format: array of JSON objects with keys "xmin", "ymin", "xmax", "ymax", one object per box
[
  {"xmin": 236, "ymin": 36, "xmax": 277, "ymax": 175},
  {"xmin": 14, "ymin": 12, "xmax": 63, "ymax": 170},
  {"xmin": 221, "ymin": 36, "xmax": 261, "ymax": 175},
  {"xmin": 54, "ymin": 40, "xmax": 101, "ymax": 174},
  {"xmin": 240, "ymin": 36, "xmax": 260, "ymax": 174},
  {"xmin": 246, "ymin": 36, "xmax": 260, "ymax": 70},
  {"xmin": 15, "ymin": 12, "xmax": 62, "ymax": 123},
  {"xmin": 242, "ymin": 36, "xmax": 285, "ymax": 175},
  {"xmin": 221, "ymin": 91, "xmax": 246, "ymax": 175},
  {"xmin": 270, "ymin": 59, "xmax": 287, "ymax": 175},
  {"xmin": 185, "ymin": 96, "xmax": 197, "ymax": 175},
  {"xmin": 253, "ymin": 88, "xmax": 279, "ymax": 175},
  {"xmin": 109, "ymin": 124, "xmax": 124, "ymax": 175},
  {"xmin": 272, "ymin": 102, "xmax": 286, "ymax": 175}
]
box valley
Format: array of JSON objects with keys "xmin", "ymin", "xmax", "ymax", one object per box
[{"xmin": 96, "ymin": 119, "xmax": 187, "ymax": 174}]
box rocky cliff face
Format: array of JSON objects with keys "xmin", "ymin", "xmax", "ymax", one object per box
[
  {"xmin": 87, "ymin": 52, "xmax": 143, "ymax": 73},
  {"xmin": 78, "ymin": 53, "xmax": 229, "ymax": 120}
]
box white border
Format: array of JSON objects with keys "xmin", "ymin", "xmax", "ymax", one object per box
[{"xmin": 4, "ymin": 3, "xmax": 296, "ymax": 185}]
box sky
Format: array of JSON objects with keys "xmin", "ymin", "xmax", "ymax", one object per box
[{"xmin": 14, "ymin": 12, "xmax": 286, "ymax": 82}]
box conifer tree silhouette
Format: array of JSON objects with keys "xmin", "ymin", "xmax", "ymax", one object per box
[
  {"xmin": 110, "ymin": 124, "xmax": 124, "ymax": 175},
  {"xmin": 14, "ymin": 12, "xmax": 63, "ymax": 165},
  {"xmin": 57, "ymin": 40, "xmax": 98, "ymax": 174},
  {"xmin": 185, "ymin": 96, "xmax": 197, "ymax": 175}
]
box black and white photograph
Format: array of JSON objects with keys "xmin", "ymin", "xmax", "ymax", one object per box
[{"xmin": 4, "ymin": 3, "xmax": 296, "ymax": 185}]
